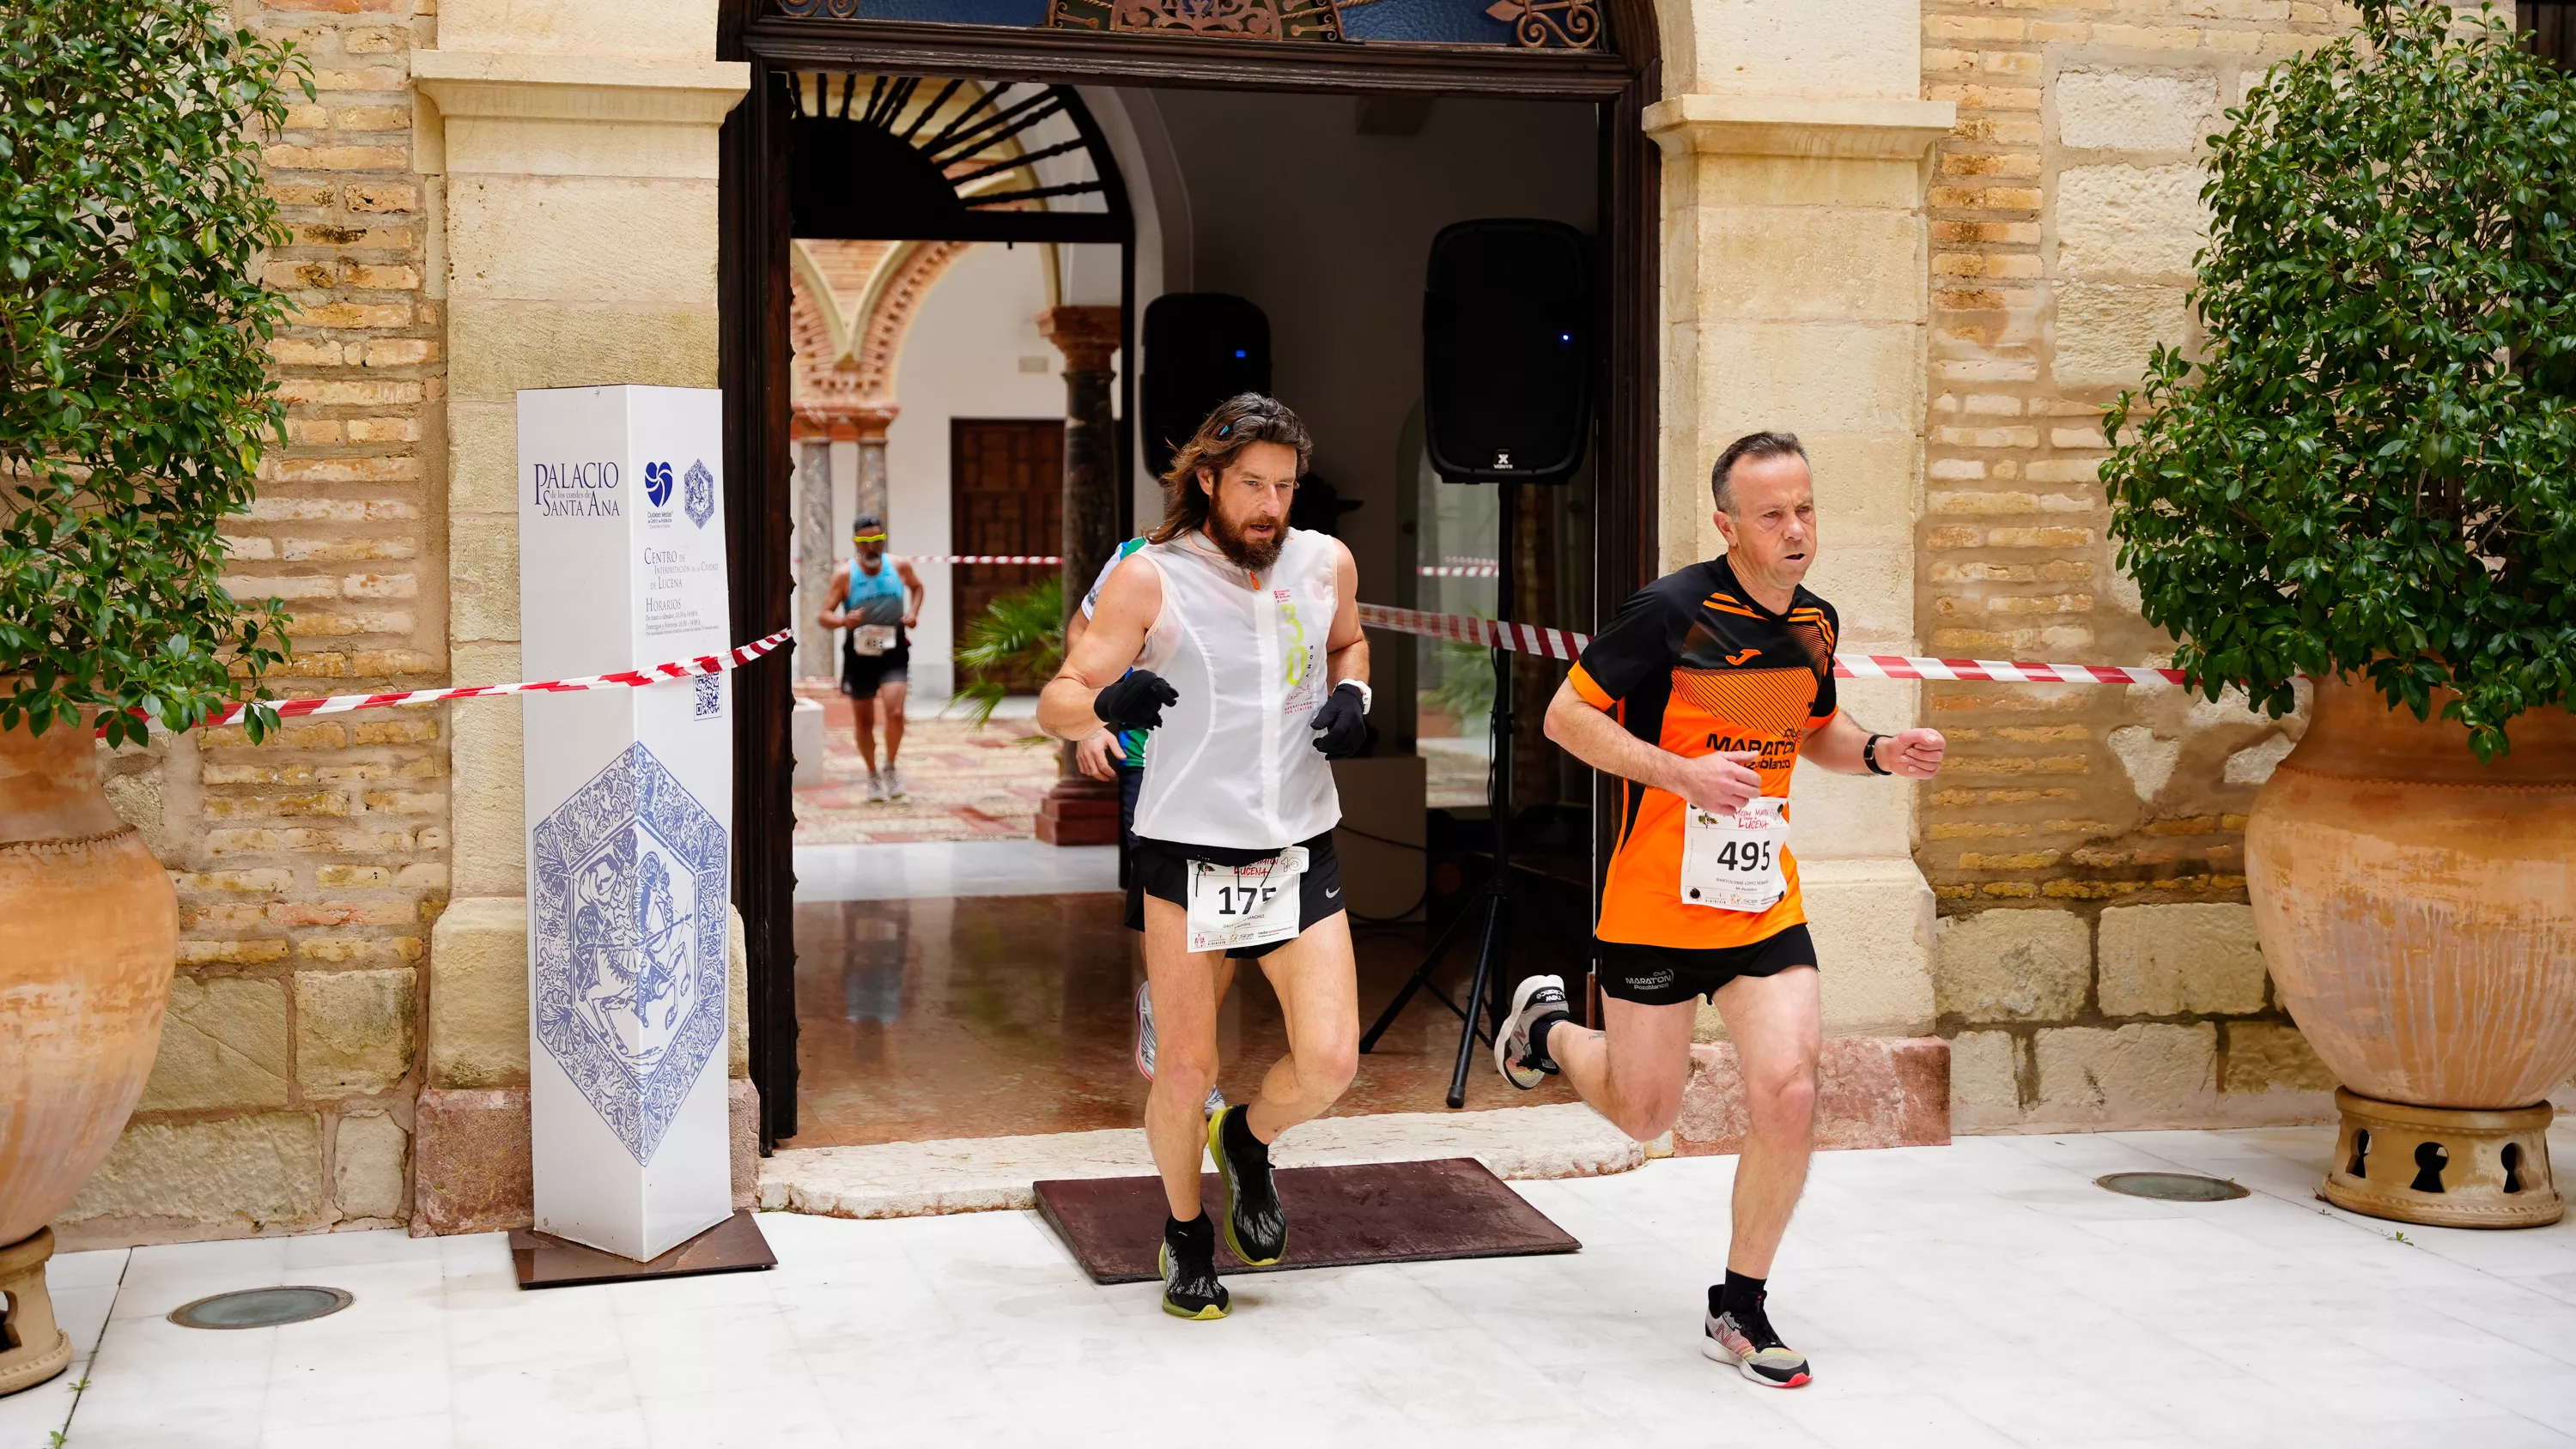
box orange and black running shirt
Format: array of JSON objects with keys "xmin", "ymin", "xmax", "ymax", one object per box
[{"xmin": 1567, "ymin": 556, "xmax": 1840, "ymax": 950}]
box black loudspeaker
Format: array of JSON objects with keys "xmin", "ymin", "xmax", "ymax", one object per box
[
  {"xmin": 1142, "ymin": 294, "xmax": 1271, "ymax": 480},
  {"xmin": 1423, "ymin": 219, "xmax": 1590, "ymax": 484}
]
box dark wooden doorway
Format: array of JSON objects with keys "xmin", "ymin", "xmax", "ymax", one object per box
[
  {"xmin": 721, "ymin": 1, "xmax": 1662, "ymax": 1148},
  {"xmin": 950, "ymin": 416, "xmax": 1066, "ymax": 692}
]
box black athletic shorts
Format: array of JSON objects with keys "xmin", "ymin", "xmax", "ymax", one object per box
[
  {"xmin": 1124, "ymin": 830, "xmax": 1345, "ymax": 960},
  {"xmin": 1599, "ymin": 923, "xmax": 1818, "ymax": 1006},
  {"xmin": 840, "ymin": 638, "xmax": 910, "ymax": 697}
]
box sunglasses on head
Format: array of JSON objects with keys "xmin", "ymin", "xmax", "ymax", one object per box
[{"xmin": 853, "ymin": 530, "xmax": 887, "ymax": 543}]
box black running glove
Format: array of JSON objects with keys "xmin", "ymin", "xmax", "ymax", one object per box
[
  {"xmin": 1093, "ymin": 669, "xmax": 1179, "ymax": 731},
  {"xmin": 1309, "ymin": 682, "xmax": 1374, "ymax": 759}
]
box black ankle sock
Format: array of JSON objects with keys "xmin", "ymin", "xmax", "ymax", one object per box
[
  {"xmin": 1716, "ymin": 1270, "xmax": 1766, "ymax": 1319},
  {"xmin": 1529, "ymin": 1011, "xmax": 1571, "ymax": 1062},
  {"xmin": 1221, "ymin": 1104, "xmax": 1268, "ymax": 1162},
  {"xmin": 1167, "ymin": 1212, "xmax": 1212, "ymax": 1248}
]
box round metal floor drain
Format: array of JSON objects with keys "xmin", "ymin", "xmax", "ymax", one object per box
[
  {"xmin": 168, "ymin": 1286, "xmax": 352, "ymax": 1330},
  {"xmin": 2096, "ymin": 1171, "xmax": 2250, "ymax": 1203}
]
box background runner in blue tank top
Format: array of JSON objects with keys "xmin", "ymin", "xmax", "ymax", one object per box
[{"xmin": 817, "ymin": 512, "xmax": 925, "ymax": 803}]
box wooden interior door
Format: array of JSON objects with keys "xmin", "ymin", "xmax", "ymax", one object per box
[{"xmin": 950, "ymin": 417, "xmax": 1064, "ymax": 693}]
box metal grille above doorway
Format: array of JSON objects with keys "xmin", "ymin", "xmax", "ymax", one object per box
[
  {"xmin": 770, "ymin": 0, "xmax": 1607, "ymax": 51},
  {"xmin": 784, "ymin": 75, "xmax": 1129, "ymax": 244}
]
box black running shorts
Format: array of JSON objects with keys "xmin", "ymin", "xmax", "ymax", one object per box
[
  {"xmin": 1125, "ymin": 830, "xmax": 1346, "ymax": 960},
  {"xmin": 1599, "ymin": 923, "xmax": 1818, "ymax": 1006},
  {"xmin": 841, "ymin": 631, "xmax": 910, "ymax": 697}
]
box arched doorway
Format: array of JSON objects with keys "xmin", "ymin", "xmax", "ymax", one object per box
[{"xmin": 721, "ymin": 0, "xmax": 1661, "ymax": 1148}]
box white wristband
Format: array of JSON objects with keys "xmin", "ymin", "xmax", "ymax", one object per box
[{"xmin": 1337, "ymin": 680, "xmax": 1374, "ymax": 715}]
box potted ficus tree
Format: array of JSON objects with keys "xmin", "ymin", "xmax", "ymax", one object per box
[
  {"xmin": 2102, "ymin": 0, "xmax": 2576, "ymax": 1228},
  {"xmin": 0, "ymin": 0, "xmax": 301, "ymax": 1391}
]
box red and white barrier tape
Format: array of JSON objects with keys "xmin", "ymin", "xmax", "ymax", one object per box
[
  {"xmin": 1418, "ymin": 566, "xmax": 1499, "ymax": 578},
  {"xmin": 1363, "ymin": 603, "xmax": 1590, "ymax": 662},
  {"xmin": 900, "ymin": 555, "xmax": 1061, "ymax": 565},
  {"xmin": 1358, "ymin": 603, "xmax": 2186, "ymax": 686},
  {"xmin": 189, "ymin": 627, "xmax": 797, "ymax": 730},
  {"xmin": 181, "ymin": 597, "xmax": 2188, "ymax": 738}
]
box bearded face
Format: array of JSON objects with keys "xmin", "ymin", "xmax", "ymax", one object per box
[{"xmin": 1199, "ymin": 440, "xmax": 1297, "ymax": 573}]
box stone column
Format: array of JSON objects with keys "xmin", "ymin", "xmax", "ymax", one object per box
[
  {"xmin": 413, "ymin": 15, "xmax": 750, "ymax": 1234},
  {"xmin": 1645, "ymin": 83, "xmax": 1954, "ymax": 1042},
  {"xmin": 1034, "ymin": 304, "xmax": 1123, "ymax": 847},
  {"xmin": 793, "ymin": 420, "xmax": 834, "ymax": 681},
  {"xmin": 792, "ymin": 403, "xmax": 894, "ymax": 682},
  {"xmin": 850, "ymin": 403, "xmax": 896, "ymax": 527}
]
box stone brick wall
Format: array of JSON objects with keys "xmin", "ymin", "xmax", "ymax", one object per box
[
  {"xmin": 1916, "ymin": 1, "xmax": 2354, "ymax": 1129},
  {"xmin": 64, "ymin": 0, "xmax": 449, "ymax": 1245}
]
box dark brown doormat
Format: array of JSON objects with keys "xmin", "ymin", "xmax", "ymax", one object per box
[
  {"xmin": 510, "ymin": 1209, "xmax": 776, "ymax": 1289},
  {"xmin": 1033, "ymin": 1157, "xmax": 1579, "ymax": 1285}
]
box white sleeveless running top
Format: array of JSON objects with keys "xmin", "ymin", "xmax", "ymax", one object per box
[{"xmin": 1130, "ymin": 528, "xmax": 1343, "ymax": 851}]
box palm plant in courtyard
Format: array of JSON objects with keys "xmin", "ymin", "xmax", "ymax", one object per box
[{"xmin": 952, "ymin": 577, "xmax": 1065, "ymax": 726}]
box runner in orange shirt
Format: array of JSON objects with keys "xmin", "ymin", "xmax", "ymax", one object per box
[{"xmin": 1494, "ymin": 431, "xmax": 1947, "ymax": 1389}]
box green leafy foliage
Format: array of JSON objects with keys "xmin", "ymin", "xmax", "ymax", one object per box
[
  {"xmin": 2101, "ymin": 0, "xmax": 2576, "ymax": 760},
  {"xmin": 952, "ymin": 577, "xmax": 1064, "ymax": 727},
  {"xmin": 1, "ymin": 1, "xmax": 309, "ymax": 746},
  {"xmin": 1426, "ymin": 636, "xmax": 1494, "ymax": 733}
]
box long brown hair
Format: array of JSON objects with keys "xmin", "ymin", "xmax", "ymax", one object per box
[{"xmin": 1149, "ymin": 393, "xmax": 1313, "ymax": 544}]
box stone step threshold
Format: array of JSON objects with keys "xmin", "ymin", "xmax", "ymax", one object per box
[
  {"xmin": 760, "ymin": 1104, "xmax": 1651, "ymax": 1220},
  {"xmin": 762, "ymin": 1038, "xmax": 1952, "ymax": 1220}
]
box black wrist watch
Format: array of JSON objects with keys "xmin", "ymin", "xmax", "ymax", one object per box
[{"xmin": 1862, "ymin": 733, "xmax": 1893, "ymax": 776}]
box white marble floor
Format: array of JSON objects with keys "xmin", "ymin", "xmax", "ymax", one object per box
[
  {"xmin": 10, "ymin": 1124, "xmax": 2576, "ymax": 1448},
  {"xmin": 791, "ymin": 839, "xmax": 1120, "ymax": 902}
]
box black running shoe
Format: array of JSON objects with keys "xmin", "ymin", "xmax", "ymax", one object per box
[
  {"xmin": 1704, "ymin": 1291, "xmax": 1812, "ymax": 1388},
  {"xmin": 1206, "ymin": 1105, "xmax": 1286, "ymax": 1266},
  {"xmin": 1159, "ymin": 1219, "xmax": 1229, "ymax": 1321}
]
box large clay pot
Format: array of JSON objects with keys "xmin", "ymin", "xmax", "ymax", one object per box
[
  {"xmin": 2246, "ymin": 677, "xmax": 2576, "ymax": 1227},
  {"xmin": 0, "ymin": 713, "xmax": 178, "ymax": 1391}
]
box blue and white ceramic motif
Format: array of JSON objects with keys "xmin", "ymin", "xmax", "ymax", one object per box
[
  {"xmin": 531, "ymin": 742, "xmax": 729, "ymax": 1166},
  {"xmin": 683, "ymin": 459, "xmax": 715, "ymax": 530}
]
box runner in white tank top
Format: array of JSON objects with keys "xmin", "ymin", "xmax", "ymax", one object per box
[
  {"xmin": 1040, "ymin": 394, "xmax": 1373, "ymax": 1321},
  {"xmin": 1127, "ymin": 524, "xmax": 1344, "ymax": 851}
]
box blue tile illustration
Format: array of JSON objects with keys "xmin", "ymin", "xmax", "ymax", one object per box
[{"xmin": 531, "ymin": 743, "xmax": 731, "ymax": 1166}]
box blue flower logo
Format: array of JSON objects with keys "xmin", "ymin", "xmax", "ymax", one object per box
[{"xmin": 645, "ymin": 460, "xmax": 675, "ymax": 508}]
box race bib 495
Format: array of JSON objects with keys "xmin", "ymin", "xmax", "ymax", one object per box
[{"xmin": 1680, "ymin": 797, "xmax": 1788, "ymax": 912}]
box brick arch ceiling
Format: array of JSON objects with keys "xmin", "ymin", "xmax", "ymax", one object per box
[{"xmin": 790, "ymin": 238, "xmax": 981, "ymax": 429}]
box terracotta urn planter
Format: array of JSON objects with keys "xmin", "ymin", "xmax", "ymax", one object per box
[
  {"xmin": 0, "ymin": 715, "xmax": 178, "ymax": 1394},
  {"xmin": 2246, "ymin": 678, "xmax": 2575, "ymax": 1228}
]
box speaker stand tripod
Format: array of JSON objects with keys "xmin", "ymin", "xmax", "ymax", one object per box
[{"xmin": 1359, "ymin": 482, "xmax": 1523, "ymax": 1108}]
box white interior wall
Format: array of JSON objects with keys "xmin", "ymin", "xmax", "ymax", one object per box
[
  {"xmin": 878, "ymin": 239, "xmax": 1071, "ymax": 700},
  {"xmin": 1082, "ymin": 88, "xmax": 1189, "ymax": 517},
  {"xmin": 1129, "ymin": 89, "xmax": 1595, "ymax": 632},
  {"xmin": 842, "ymin": 89, "xmax": 1589, "ymax": 707},
  {"xmin": 1127, "ymin": 89, "xmax": 1595, "ymax": 747}
]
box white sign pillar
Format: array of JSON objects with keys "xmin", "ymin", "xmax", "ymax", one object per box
[{"xmin": 518, "ymin": 385, "xmax": 734, "ymax": 1261}]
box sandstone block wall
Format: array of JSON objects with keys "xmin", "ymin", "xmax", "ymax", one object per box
[
  {"xmin": 1915, "ymin": 1, "xmax": 2365, "ymax": 1129},
  {"xmin": 1941, "ymin": 901, "xmax": 2339, "ymax": 1131},
  {"xmin": 68, "ymin": 0, "xmax": 448, "ymax": 1246}
]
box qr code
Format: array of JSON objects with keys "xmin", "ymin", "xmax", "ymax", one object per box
[{"xmin": 693, "ymin": 673, "xmax": 723, "ymax": 719}]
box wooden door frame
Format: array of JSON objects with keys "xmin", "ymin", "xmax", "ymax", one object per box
[{"xmin": 721, "ymin": 0, "xmax": 1662, "ymax": 1145}]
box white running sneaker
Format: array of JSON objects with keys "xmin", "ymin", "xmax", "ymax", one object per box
[
  {"xmin": 1704, "ymin": 1300, "xmax": 1813, "ymax": 1389},
  {"xmin": 884, "ymin": 765, "xmax": 907, "ymax": 799},
  {"xmin": 865, "ymin": 771, "xmax": 887, "ymax": 803},
  {"xmin": 1134, "ymin": 981, "xmax": 1225, "ymax": 1117},
  {"xmin": 1495, "ymin": 974, "xmax": 1569, "ymax": 1091}
]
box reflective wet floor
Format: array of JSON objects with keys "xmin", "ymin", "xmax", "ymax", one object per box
[{"xmin": 787, "ymin": 892, "xmax": 1584, "ymax": 1149}]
